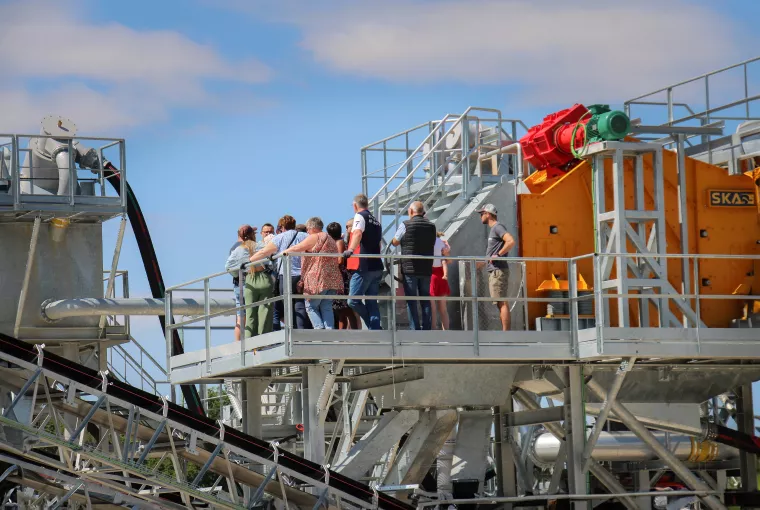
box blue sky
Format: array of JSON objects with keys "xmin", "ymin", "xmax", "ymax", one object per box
[{"xmin": 2, "ymin": 0, "xmax": 759, "ymax": 388}]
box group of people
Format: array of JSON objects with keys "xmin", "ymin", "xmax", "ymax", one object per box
[{"xmin": 224, "ymin": 193, "xmax": 515, "ymax": 340}]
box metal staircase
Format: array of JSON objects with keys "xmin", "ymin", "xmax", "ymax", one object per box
[{"xmin": 362, "ymin": 108, "xmax": 529, "ymax": 240}]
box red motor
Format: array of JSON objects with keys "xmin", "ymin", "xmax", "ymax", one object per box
[{"xmin": 519, "ymin": 103, "xmax": 589, "ymax": 179}]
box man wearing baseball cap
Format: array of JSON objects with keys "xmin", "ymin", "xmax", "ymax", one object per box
[{"xmin": 476, "ymin": 204, "xmax": 515, "ymax": 330}]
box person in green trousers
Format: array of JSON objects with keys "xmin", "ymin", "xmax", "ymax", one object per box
[{"xmin": 244, "ymin": 240, "xmax": 275, "ymax": 338}]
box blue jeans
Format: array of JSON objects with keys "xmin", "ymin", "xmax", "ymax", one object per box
[
  {"xmin": 233, "ymin": 285, "xmax": 244, "ymax": 319},
  {"xmin": 348, "ymin": 270, "xmax": 383, "ymax": 330},
  {"xmin": 402, "ymin": 275, "xmax": 432, "ymax": 330},
  {"xmin": 306, "ymin": 289, "xmax": 337, "ymax": 329}
]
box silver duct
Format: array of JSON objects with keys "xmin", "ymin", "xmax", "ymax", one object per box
[
  {"xmin": 529, "ymin": 431, "xmax": 737, "ymax": 469},
  {"xmin": 41, "ymin": 297, "xmax": 237, "ymax": 322}
]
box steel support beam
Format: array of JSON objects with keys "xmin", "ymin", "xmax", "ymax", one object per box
[
  {"xmin": 349, "ymin": 366, "xmax": 424, "ymax": 391},
  {"xmin": 635, "ymin": 471, "xmax": 651, "ymax": 510},
  {"xmin": 505, "ymin": 406, "xmax": 565, "ymax": 427},
  {"xmin": 13, "ymin": 215, "xmax": 41, "ymax": 337},
  {"xmin": 737, "ymin": 384, "xmax": 758, "ymax": 492},
  {"xmin": 494, "ymin": 403, "xmax": 518, "ymax": 499},
  {"xmin": 333, "ymin": 389, "xmax": 369, "ymax": 466},
  {"xmin": 583, "ymin": 358, "xmax": 635, "ymax": 472},
  {"xmin": 335, "ymin": 410, "xmax": 419, "ymax": 479},
  {"xmin": 383, "ymin": 410, "xmax": 457, "ymax": 487},
  {"xmin": 586, "ymin": 378, "xmax": 726, "ymax": 510},
  {"xmin": 302, "ymin": 365, "xmax": 330, "ymax": 464},
  {"xmin": 565, "ymin": 366, "xmax": 587, "ymax": 510}
]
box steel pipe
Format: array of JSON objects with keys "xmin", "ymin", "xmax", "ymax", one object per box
[
  {"xmin": 41, "ymin": 297, "xmax": 237, "ymax": 322},
  {"xmin": 531, "ymin": 431, "xmax": 737, "ymax": 466}
]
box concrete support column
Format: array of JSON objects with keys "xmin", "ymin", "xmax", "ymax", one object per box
[
  {"xmin": 565, "ymin": 366, "xmax": 588, "ymax": 510},
  {"xmin": 737, "ymin": 384, "xmax": 758, "ymax": 492},
  {"xmin": 302, "ymin": 365, "xmax": 330, "ymax": 464}
]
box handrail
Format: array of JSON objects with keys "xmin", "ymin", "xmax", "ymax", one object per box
[
  {"xmin": 370, "ymin": 113, "xmax": 458, "ymax": 204},
  {"xmin": 626, "ymin": 56, "xmax": 760, "ymax": 103},
  {"xmin": 165, "ymin": 250, "xmax": 760, "ymax": 369}
]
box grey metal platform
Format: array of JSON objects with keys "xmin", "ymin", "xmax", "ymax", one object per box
[{"xmin": 168, "ymin": 326, "xmax": 760, "ymax": 384}]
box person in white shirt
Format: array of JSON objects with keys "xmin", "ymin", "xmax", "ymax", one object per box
[{"xmin": 430, "ymin": 232, "xmax": 451, "ymax": 330}]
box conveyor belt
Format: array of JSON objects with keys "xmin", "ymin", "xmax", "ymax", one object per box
[{"xmin": 0, "ymin": 332, "xmax": 414, "ymax": 510}]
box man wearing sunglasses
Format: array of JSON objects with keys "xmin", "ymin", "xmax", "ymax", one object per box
[{"xmin": 476, "ymin": 204, "xmax": 515, "ymax": 331}]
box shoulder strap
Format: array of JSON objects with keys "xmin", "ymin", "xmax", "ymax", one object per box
[{"xmin": 277, "ymin": 231, "xmax": 301, "ymax": 273}]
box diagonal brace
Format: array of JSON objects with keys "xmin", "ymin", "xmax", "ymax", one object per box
[{"xmin": 582, "ymin": 357, "xmax": 636, "ymax": 472}]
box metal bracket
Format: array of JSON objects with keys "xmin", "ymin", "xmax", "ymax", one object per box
[
  {"xmin": 217, "ymin": 420, "xmax": 225, "ymax": 442},
  {"xmin": 187, "ymin": 431, "xmax": 198, "ymax": 455},
  {"xmin": 99, "ymin": 370, "xmax": 109, "ymax": 392},
  {"xmin": 34, "ymin": 344, "xmax": 45, "ymax": 366}
]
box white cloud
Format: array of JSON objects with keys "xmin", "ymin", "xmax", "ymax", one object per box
[
  {"xmin": 234, "ymin": 0, "xmax": 749, "ymax": 105},
  {"xmin": 0, "ymin": 0, "xmax": 272, "ymax": 133}
]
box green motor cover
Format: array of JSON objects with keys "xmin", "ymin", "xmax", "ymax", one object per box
[{"xmin": 586, "ymin": 104, "xmax": 630, "ymax": 142}]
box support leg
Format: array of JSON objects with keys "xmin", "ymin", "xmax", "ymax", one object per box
[
  {"xmin": 635, "ymin": 470, "xmax": 651, "ymax": 510},
  {"xmin": 737, "ymin": 384, "xmax": 758, "ymax": 492},
  {"xmin": 302, "ymin": 365, "xmax": 330, "ymax": 464},
  {"xmin": 565, "ymin": 366, "xmax": 587, "ymax": 510},
  {"xmin": 494, "ymin": 403, "xmax": 518, "ymax": 499}
]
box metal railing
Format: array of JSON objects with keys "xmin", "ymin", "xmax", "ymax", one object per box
[
  {"xmin": 361, "ymin": 109, "xmax": 529, "ymax": 238},
  {"xmin": 573, "ymin": 252, "xmax": 760, "ymax": 356},
  {"xmin": 165, "ymin": 252, "xmax": 760, "ymax": 370},
  {"xmin": 625, "ymin": 56, "xmax": 760, "ymax": 163},
  {"xmin": 108, "ymin": 341, "xmax": 169, "ymax": 395},
  {"xmin": 0, "ymin": 133, "xmax": 126, "ymax": 214}
]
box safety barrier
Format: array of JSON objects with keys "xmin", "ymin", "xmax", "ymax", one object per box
[
  {"xmin": 0, "ymin": 133, "xmax": 126, "ymax": 217},
  {"xmin": 166, "ymin": 252, "xmax": 760, "ymax": 376}
]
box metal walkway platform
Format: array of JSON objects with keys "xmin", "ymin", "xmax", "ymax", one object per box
[{"xmin": 169, "ymin": 327, "xmax": 760, "ymax": 384}]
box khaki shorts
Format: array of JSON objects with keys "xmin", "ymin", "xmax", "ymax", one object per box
[{"xmin": 488, "ymin": 269, "xmax": 509, "ymax": 304}]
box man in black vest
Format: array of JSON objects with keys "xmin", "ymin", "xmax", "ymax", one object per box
[{"xmin": 391, "ymin": 201, "xmax": 437, "ymax": 330}]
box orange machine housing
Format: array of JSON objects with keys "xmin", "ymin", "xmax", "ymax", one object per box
[{"xmin": 519, "ymin": 149, "xmax": 760, "ymax": 328}]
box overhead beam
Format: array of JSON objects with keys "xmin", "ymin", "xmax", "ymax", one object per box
[
  {"xmin": 504, "ymin": 406, "xmax": 564, "ymax": 427},
  {"xmin": 350, "ymin": 366, "xmax": 424, "ymax": 391}
]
